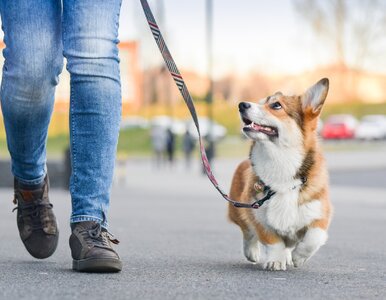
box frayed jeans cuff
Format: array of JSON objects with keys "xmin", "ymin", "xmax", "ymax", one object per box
[{"xmin": 70, "ymin": 215, "xmax": 108, "ymax": 229}]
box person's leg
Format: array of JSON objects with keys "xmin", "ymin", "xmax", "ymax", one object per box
[
  {"xmin": 0, "ymin": 0, "xmax": 63, "ymax": 184},
  {"xmin": 63, "ymin": 0, "xmax": 122, "ymax": 228},
  {"xmin": 63, "ymin": 0, "xmax": 122, "ymax": 272},
  {"xmin": 0, "ymin": 0, "xmax": 63, "ymax": 259}
]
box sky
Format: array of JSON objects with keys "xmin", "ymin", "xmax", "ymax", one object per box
[
  {"xmin": 119, "ymin": 0, "xmax": 336, "ymax": 78},
  {"xmin": 0, "ymin": 0, "xmax": 383, "ymax": 79}
]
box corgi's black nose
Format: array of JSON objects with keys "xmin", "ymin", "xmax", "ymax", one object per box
[{"xmin": 238, "ymin": 102, "xmax": 251, "ymax": 112}]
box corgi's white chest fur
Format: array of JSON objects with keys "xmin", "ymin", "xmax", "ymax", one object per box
[
  {"xmin": 255, "ymin": 191, "xmax": 322, "ymax": 237},
  {"xmin": 250, "ymin": 142, "xmax": 322, "ymax": 237},
  {"xmin": 250, "ymin": 133, "xmax": 304, "ymax": 193}
]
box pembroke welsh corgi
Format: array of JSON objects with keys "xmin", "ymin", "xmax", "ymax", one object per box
[{"xmin": 228, "ymin": 78, "xmax": 332, "ymax": 271}]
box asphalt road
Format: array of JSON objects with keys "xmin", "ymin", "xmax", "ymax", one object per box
[
  {"xmin": 330, "ymin": 168, "xmax": 386, "ymax": 189},
  {"xmin": 0, "ymin": 156, "xmax": 385, "ymax": 300}
]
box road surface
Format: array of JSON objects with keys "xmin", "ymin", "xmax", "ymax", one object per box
[{"xmin": 0, "ymin": 155, "xmax": 385, "ymax": 299}]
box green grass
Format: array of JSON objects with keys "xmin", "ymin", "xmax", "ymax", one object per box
[
  {"xmin": 47, "ymin": 134, "xmax": 70, "ymax": 156},
  {"xmin": 1, "ymin": 101, "xmax": 385, "ymax": 158},
  {"xmin": 215, "ymin": 136, "xmax": 250, "ymax": 157},
  {"xmin": 117, "ymin": 128, "xmax": 152, "ymax": 157},
  {"xmin": 0, "ymin": 139, "xmax": 8, "ymax": 158},
  {"xmin": 0, "ymin": 134, "xmax": 70, "ymax": 159},
  {"xmin": 1, "ymin": 129, "xmax": 152, "ymax": 158},
  {"xmin": 321, "ymin": 102, "xmax": 386, "ymax": 120},
  {"xmin": 139, "ymin": 100, "xmax": 386, "ymax": 134}
]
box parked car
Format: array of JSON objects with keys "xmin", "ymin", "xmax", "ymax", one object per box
[
  {"xmin": 321, "ymin": 114, "xmax": 358, "ymax": 140},
  {"xmin": 355, "ymin": 115, "xmax": 386, "ymax": 140}
]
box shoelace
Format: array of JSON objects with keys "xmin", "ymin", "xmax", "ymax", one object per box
[
  {"xmin": 12, "ymin": 199, "xmax": 53, "ymax": 231},
  {"xmin": 80, "ymin": 223, "xmax": 120, "ymax": 249}
]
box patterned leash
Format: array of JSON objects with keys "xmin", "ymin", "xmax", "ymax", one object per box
[{"xmin": 140, "ymin": 0, "xmax": 273, "ymax": 209}]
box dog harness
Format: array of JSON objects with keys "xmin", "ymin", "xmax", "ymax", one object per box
[{"xmin": 140, "ymin": 0, "xmax": 306, "ymax": 209}]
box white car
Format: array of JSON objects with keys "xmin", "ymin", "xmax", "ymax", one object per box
[
  {"xmin": 355, "ymin": 115, "xmax": 386, "ymax": 140},
  {"xmin": 150, "ymin": 115, "xmax": 185, "ymax": 135}
]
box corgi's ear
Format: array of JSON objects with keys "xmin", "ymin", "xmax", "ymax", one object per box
[{"xmin": 302, "ymin": 78, "xmax": 329, "ymax": 115}]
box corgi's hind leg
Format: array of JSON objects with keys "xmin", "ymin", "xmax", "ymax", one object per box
[
  {"xmin": 229, "ymin": 204, "xmax": 259, "ymax": 263},
  {"xmin": 243, "ymin": 228, "xmax": 260, "ymax": 263},
  {"xmin": 285, "ymin": 248, "xmax": 294, "ymax": 267},
  {"xmin": 228, "ymin": 160, "xmax": 260, "ymax": 263}
]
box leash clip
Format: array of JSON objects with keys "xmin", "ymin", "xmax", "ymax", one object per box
[{"xmin": 251, "ymin": 202, "xmax": 260, "ymax": 209}]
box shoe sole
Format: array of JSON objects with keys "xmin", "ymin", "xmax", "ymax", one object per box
[{"xmin": 72, "ymin": 258, "xmax": 122, "ymax": 273}]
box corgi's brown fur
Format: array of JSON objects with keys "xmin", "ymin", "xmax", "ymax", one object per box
[{"xmin": 228, "ymin": 78, "xmax": 332, "ymax": 270}]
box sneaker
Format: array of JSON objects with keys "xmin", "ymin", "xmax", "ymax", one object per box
[
  {"xmin": 69, "ymin": 221, "xmax": 122, "ymax": 272},
  {"xmin": 13, "ymin": 175, "xmax": 59, "ymax": 259}
]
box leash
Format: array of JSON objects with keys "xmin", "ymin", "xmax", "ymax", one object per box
[{"xmin": 140, "ymin": 0, "xmax": 275, "ymax": 209}]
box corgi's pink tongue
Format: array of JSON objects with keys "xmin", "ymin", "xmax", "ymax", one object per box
[
  {"xmin": 246, "ymin": 122, "xmax": 277, "ymax": 136},
  {"xmin": 252, "ymin": 123, "xmax": 264, "ymax": 131}
]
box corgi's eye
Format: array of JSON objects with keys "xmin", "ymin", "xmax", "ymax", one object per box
[{"xmin": 270, "ymin": 102, "xmax": 282, "ymax": 110}]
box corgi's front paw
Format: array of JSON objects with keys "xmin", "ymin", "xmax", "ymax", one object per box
[
  {"xmin": 263, "ymin": 260, "xmax": 287, "ymax": 271},
  {"xmin": 285, "ymin": 249, "xmax": 293, "ymax": 267},
  {"xmin": 261, "ymin": 242, "xmax": 287, "ymax": 271},
  {"xmin": 292, "ymin": 227, "xmax": 328, "ymax": 268},
  {"xmin": 292, "ymin": 252, "xmax": 308, "ymax": 268}
]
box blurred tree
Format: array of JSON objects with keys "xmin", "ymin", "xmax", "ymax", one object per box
[
  {"xmin": 293, "ymin": 0, "xmax": 386, "ymax": 70},
  {"xmin": 215, "ymin": 75, "xmax": 236, "ymax": 102}
]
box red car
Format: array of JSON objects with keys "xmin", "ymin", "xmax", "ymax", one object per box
[{"xmin": 321, "ymin": 115, "xmax": 358, "ymax": 139}]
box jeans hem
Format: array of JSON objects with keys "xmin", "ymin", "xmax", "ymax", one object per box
[
  {"xmin": 70, "ymin": 215, "xmax": 108, "ymax": 228},
  {"xmin": 14, "ymin": 173, "xmax": 46, "ymax": 186}
]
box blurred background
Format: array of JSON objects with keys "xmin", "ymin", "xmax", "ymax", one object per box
[
  {"xmin": 0, "ymin": 0, "xmax": 386, "ymax": 186},
  {"xmin": 1, "ymin": 2, "xmax": 385, "ymax": 297}
]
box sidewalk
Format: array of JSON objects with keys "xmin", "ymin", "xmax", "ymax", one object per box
[
  {"xmin": 1, "ymin": 148, "xmax": 385, "ymax": 188},
  {"xmin": 325, "ymin": 150, "xmax": 386, "ymax": 171}
]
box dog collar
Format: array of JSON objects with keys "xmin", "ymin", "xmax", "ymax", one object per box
[
  {"xmin": 252, "ymin": 179, "xmax": 276, "ymax": 208},
  {"xmin": 251, "ymin": 176, "xmax": 307, "ymax": 208}
]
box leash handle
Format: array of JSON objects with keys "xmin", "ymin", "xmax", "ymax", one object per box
[{"xmin": 140, "ymin": 0, "xmax": 262, "ymax": 209}]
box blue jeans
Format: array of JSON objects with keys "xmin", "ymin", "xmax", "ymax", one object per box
[{"xmin": 0, "ymin": 0, "xmax": 122, "ymax": 227}]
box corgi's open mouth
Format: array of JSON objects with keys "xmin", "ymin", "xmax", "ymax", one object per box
[{"xmin": 242, "ymin": 118, "xmax": 278, "ymax": 137}]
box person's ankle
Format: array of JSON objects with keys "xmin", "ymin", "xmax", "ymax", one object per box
[{"xmin": 15, "ymin": 176, "xmax": 46, "ymax": 190}]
